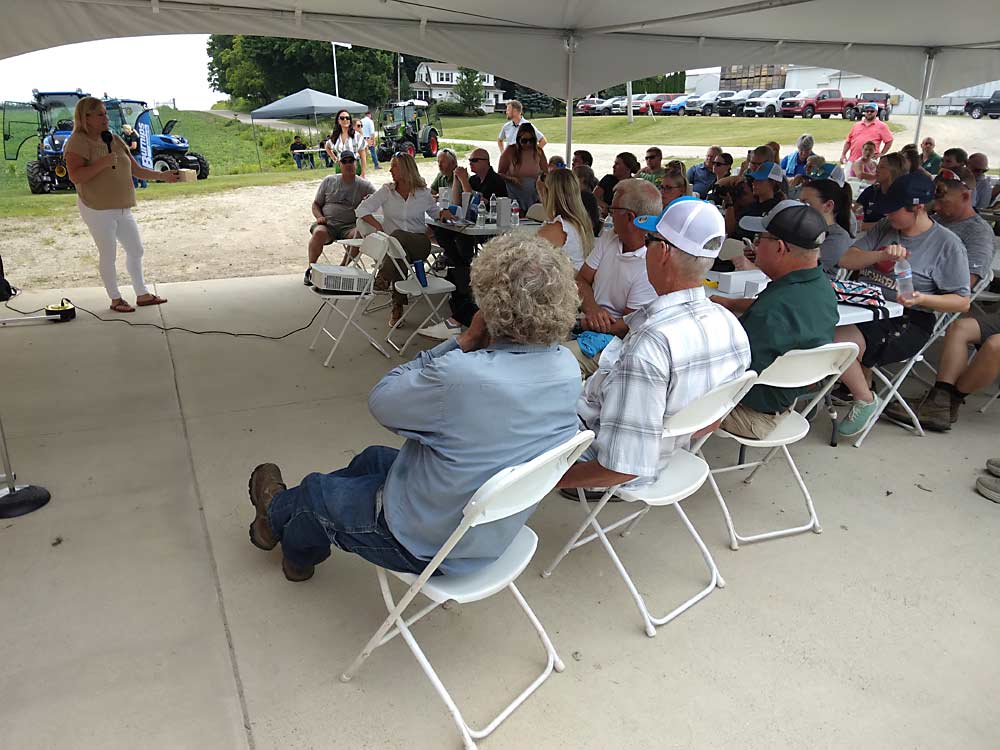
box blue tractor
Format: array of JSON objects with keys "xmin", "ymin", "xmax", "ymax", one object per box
[{"xmin": 106, "ymin": 98, "xmax": 210, "ymax": 178}]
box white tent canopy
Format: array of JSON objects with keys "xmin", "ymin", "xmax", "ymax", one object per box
[{"xmin": 250, "ymin": 88, "xmax": 366, "ymax": 119}]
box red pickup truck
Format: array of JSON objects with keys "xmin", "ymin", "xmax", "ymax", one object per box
[{"xmin": 780, "ymin": 88, "xmax": 858, "ymax": 119}]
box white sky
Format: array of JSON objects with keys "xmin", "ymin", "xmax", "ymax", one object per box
[{"xmin": 0, "ymin": 35, "xmax": 220, "ymax": 110}]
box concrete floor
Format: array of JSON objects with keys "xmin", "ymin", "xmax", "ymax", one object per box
[{"xmin": 1, "ymin": 275, "xmax": 998, "ymax": 750}]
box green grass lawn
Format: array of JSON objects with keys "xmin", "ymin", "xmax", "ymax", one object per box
[{"xmin": 440, "ymin": 113, "xmax": 906, "ymax": 145}]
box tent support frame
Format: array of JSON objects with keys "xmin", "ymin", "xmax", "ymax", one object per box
[
  {"xmin": 564, "ymin": 33, "xmax": 576, "ymax": 164},
  {"xmin": 913, "ymin": 48, "xmax": 938, "ymax": 144}
]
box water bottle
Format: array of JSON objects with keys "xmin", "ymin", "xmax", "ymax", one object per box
[
  {"xmin": 510, "ymin": 199, "xmax": 520, "ymax": 227},
  {"xmin": 894, "ymin": 258, "xmax": 914, "ymax": 302},
  {"xmin": 476, "ymin": 202, "xmax": 486, "ymax": 227},
  {"xmin": 489, "ymin": 194, "xmax": 498, "ymax": 223}
]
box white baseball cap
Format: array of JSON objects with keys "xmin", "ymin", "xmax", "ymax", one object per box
[{"xmin": 633, "ymin": 197, "xmax": 726, "ymax": 258}]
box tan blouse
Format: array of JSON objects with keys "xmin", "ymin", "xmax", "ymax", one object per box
[{"xmin": 65, "ymin": 131, "xmax": 136, "ymax": 210}]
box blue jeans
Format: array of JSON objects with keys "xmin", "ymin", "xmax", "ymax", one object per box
[
  {"xmin": 368, "ymin": 144, "xmax": 380, "ymax": 169},
  {"xmin": 292, "ymin": 152, "xmax": 304, "ymax": 169},
  {"xmin": 267, "ymin": 446, "xmax": 430, "ymax": 573}
]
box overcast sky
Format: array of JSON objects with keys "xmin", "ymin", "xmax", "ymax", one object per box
[{"xmin": 0, "ymin": 35, "xmax": 221, "ymax": 110}]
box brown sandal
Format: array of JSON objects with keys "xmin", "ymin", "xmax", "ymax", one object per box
[
  {"xmin": 109, "ymin": 299, "xmax": 135, "ymax": 313},
  {"xmin": 136, "ymin": 294, "xmax": 167, "ymax": 307}
]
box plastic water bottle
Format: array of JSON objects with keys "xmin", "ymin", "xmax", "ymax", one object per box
[
  {"xmin": 476, "ymin": 203, "xmax": 486, "ymax": 227},
  {"xmin": 510, "ymin": 199, "xmax": 520, "ymax": 227},
  {"xmin": 894, "ymin": 258, "xmax": 915, "ymax": 302},
  {"xmin": 489, "ymin": 194, "xmax": 498, "ymax": 223}
]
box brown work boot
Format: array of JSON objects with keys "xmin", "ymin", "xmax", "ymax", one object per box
[
  {"xmin": 282, "ymin": 556, "xmax": 315, "ymax": 582},
  {"xmin": 248, "ymin": 463, "xmax": 286, "ymax": 551},
  {"xmin": 882, "ymin": 390, "xmax": 927, "ymax": 424},
  {"xmin": 919, "ymin": 386, "xmax": 954, "ymax": 432}
]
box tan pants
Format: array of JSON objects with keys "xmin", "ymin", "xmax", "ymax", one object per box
[
  {"xmin": 377, "ymin": 229, "xmax": 432, "ymax": 306},
  {"xmin": 720, "ymin": 403, "xmax": 787, "ymax": 440},
  {"xmin": 566, "ymin": 339, "xmax": 600, "ymax": 380}
]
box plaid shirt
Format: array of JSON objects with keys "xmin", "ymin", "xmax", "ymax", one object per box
[{"xmin": 577, "ymin": 286, "xmax": 751, "ymax": 484}]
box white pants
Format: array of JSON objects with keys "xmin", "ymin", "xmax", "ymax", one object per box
[{"xmin": 77, "ymin": 200, "xmax": 149, "ymax": 300}]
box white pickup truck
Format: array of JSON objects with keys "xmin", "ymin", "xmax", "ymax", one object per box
[{"xmin": 743, "ymin": 88, "xmax": 801, "ymax": 118}]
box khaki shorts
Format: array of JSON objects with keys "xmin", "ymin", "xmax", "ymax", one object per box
[
  {"xmin": 565, "ymin": 339, "xmax": 599, "ymax": 380},
  {"xmin": 309, "ymin": 221, "xmax": 357, "ymax": 245},
  {"xmin": 720, "ymin": 403, "xmax": 787, "ymax": 440}
]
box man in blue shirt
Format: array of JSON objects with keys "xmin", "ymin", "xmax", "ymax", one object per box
[
  {"xmin": 687, "ymin": 145, "xmax": 723, "ymax": 197},
  {"xmin": 246, "ymin": 235, "xmax": 583, "ymax": 581}
]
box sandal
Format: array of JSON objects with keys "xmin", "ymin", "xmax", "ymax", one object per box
[
  {"xmin": 136, "ymin": 294, "xmax": 167, "ymax": 307},
  {"xmin": 109, "ymin": 299, "xmax": 135, "ymax": 313}
]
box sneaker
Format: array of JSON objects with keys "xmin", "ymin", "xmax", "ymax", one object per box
[
  {"xmin": 417, "ymin": 319, "xmax": 462, "ymax": 340},
  {"xmin": 838, "ymin": 394, "xmax": 881, "ymax": 437},
  {"xmin": 986, "ymin": 458, "xmax": 1000, "ymax": 478},
  {"xmin": 248, "ymin": 463, "xmax": 286, "ymax": 551},
  {"xmin": 975, "ymin": 475, "xmax": 1000, "ymax": 503},
  {"xmin": 303, "ymin": 268, "xmax": 313, "ymax": 287}
]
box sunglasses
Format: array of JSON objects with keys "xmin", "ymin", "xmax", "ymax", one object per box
[
  {"xmin": 971, "ymin": 167, "xmax": 988, "ymax": 174},
  {"xmin": 469, "ymin": 157, "xmax": 488, "ymax": 163},
  {"xmin": 607, "ymin": 206, "xmax": 634, "ymax": 215},
  {"xmin": 712, "ymin": 161, "xmax": 728, "ymax": 167},
  {"xmin": 644, "ymin": 232, "xmax": 666, "ymax": 246},
  {"xmin": 753, "ymin": 232, "xmax": 781, "ymax": 245},
  {"xmin": 338, "ymin": 115, "xmax": 351, "ymax": 121},
  {"xmin": 340, "ymin": 158, "xmax": 356, "ymax": 164},
  {"xmin": 518, "ymin": 138, "xmax": 536, "ymax": 145},
  {"xmin": 937, "ymin": 168, "xmax": 966, "ymax": 184}
]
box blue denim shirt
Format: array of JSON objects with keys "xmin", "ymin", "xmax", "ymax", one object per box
[{"xmin": 369, "ymin": 337, "xmax": 582, "ymax": 575}]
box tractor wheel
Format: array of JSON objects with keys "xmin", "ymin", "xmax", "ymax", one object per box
[
  {"xmin": 153, "ymin": 154, "xmax": 180, "ymax": 173},
  {"xmin": 422, "ymin": 130, "xmax": 439, "ymax": 158},
  {"xmin": 189, "ymin": 152, "xmax": 210, "ymax": 180},
  {"xmin": 26, "ymin": 161, "xmax": 49, "ymax": 194},
  {"xmin": 403, "ymin": 142, "xmax": 416, "ymax": 158},
  {"xmin": 970, "ymin": 106, "xmax": 985, "ymax": 119},
  {"xmin": 803, "ymin": 106, "xmax": 815, "ymax": 119}
]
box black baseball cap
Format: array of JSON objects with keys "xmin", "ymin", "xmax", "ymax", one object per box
[
  {"xmin": 881, "ymin": 172, "xmax": 934, "ymax": 213},
  {"xmin": 738, "ymin": 199, "xmax": 828, "ymax": 249},
  {"xmin": 339, "ymin": 150, "xmax": 357, "ymax": 162}
]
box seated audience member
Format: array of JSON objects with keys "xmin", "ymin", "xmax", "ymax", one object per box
[
  {"xmin": 781, "ymin": 134, "xmax": 814, "ymax": 178},
  {"xmin": 247, "ymin": 235, "xmax": 582, "ymax": 582},
  {"xmin": 930, "ymin": 167, "xmax": 996, "ymax": 286},
  {"xmin": 734, "ymin": 144, "xmax": 775, "ymax": 178},
  {"xmin": 798, "ymin": 172, "xmax": 855, "ymax": 276},
  {"xmin": 921, "ymin": 137, "xmax": 942, "ymax": 175},
  {"xmin": 568, "ymin": 179, "xmax": 661, "ymax": 377},
  {"xmin": 430, "ymin": 148, "xmax": 458, "ymax": 199},
  {"xmin": 968, "ymin": 153, "xmax": 995, "ymax": 209},
  {"xmin": 687, "ymin": 145, "xmax": 724, "ymax": 197},
  {"xmin": 548, "ymin": 154, "xmax": 568, "ymax": 172},
  {"xmin": 357, "ymin": 153, "xmax": 441, "ymax": 327},
  {"xmin": 573, "ymin": 164, "xmax": 604, "ymax": 237},
  {"xmin": 572, "ymin": 150, "xmax": 594, "ymax": 169},
  {"xmin": 711, "ymin": 201, "xmax": 839, "ymax": 438},
  {"xmin": 658, "ymin": 167, "xmax": 689, "ymax": 207},
  {"xmin": 767, "ymin": 141, "xmax": 782, "ymax": 167},
  {"xmin": 850, "ymin": 141, "xmax": 878, "ymax": 183},
  {"xmin": 704, "ymin": 153, "xmax": 734, "ymax": 205},
  {"xmin": 290, "ymin": 135, "xmax": 309, "ymax": 170},
  {"xmin": 305, "ymin": 150, "xmax": 375, "ymax": 285},
  {"xmin": 726, "ymin": 161, "xmax": 785, "ymax": 241},
  {"xmin": 536, "ymin": 168, "xmax": 594, "ymax": 271},
  {"xmin": 856, "ymin": 152, "xmax": 905, "ymax": 230},
  {"xmin": 832, "ymin": 173, "xmax": 971, "ymax": 437},
  {"xmin": 499, "ymin": 122, "xmax": 547, "ymax": 209},
  {"xmin": 557, "ymin": 197, "xmax": 751, "ymax": 491},
  {"xmin": 595, "ymin": 152, "xmax": 640, "ymax": 213},
  {"xmin": 639, "ymin": 147, "xmax": 667, "ymax": 187},
  {"xmin": 940, "ymin": 147, "xmax": 968, "ymax": 172},
  {"xmin": 789, "ymin": 155, "xmax": 825, "ymax": 192}
]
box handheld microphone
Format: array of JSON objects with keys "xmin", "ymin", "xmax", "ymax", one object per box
[{"xmin": 100, "ymin": 130, "xmax": 115, "ymax": 169}]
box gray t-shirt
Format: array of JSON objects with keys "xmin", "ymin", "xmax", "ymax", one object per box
[
  {"xmin": 854, "ymin": 219, "xmax": 971, "ymax": 302},
  {"xmin": 314, "ymin": 174, "xmax": 374, "ymax": 225},
  {"xmin": 936, "ymin": 214, "xmax": 996, "ymax": 283},
  {"xmin": 819, "ymin": 222, "xmax": 854, "ymax": 276}
]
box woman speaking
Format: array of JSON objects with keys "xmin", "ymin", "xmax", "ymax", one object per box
[{"xmin": 65, "ymin": 96, "xmax": 179, "ymax": 313}]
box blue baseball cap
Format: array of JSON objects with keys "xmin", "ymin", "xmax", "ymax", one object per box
[
  {"xmin": 633, "ymin": 197, "xmax": 726, "ymax": 258},
  {"xmin": 881, "ymin": 173, "xmax": 935, "ymax": 213},
  {"xmin": 862, "ymin": 102, "xmax": 878, "ymax": 111},
  {"xmin": 809, "ymin": 162, "xmax": 846, "ymax": 187},
  {"xmin": 747, "ymin": 161, "xmax": 784, "ymax": 182}
]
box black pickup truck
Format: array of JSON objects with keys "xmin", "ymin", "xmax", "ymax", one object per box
[{"xmin": 964, "ymin": 90, "xmax": 1000, "ymax": 119}]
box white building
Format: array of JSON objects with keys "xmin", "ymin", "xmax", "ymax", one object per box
[
  {"xmin": 412, "ymin": 62, "xmax": 506, "ymax": 113},
  {"xmin": 684, "ymin": 67, "xmax": 722, "ymax": 95}
]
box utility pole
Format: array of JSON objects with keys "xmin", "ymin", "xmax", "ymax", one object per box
[
  {"xmin": 330, "ymin": 42, "xmax": 352, "ymax": 97},
  {"xmin": 398, "ymin": 54, "xmax": 403, "ymax": 101}
]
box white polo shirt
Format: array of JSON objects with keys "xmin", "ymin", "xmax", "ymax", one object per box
[
  {"xmin": 498, "ymin": 118, "xmax": 545, "ymax": 148},
  {"xmin": 585, "ymin": 232, "xmax": 658, "ymax": 318}
]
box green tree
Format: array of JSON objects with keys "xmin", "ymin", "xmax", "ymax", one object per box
[
  {"xmin": 453, "ymin": 68, "xmax": 485, "ymax": 113},
  {"xmin": 599, "ymin": 72, "xmax": 686, "ymax": 98},
  {"xmin": 514, "ymin": 86, "xmax": 556, "ymax": 117}
]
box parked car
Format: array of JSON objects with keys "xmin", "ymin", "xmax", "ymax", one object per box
[
  {"xmin": 661, "ymin": 95, "xmax": 690, "ymax": 115},
  {"xmin": 964, "ymin": 90, "xmax": 1000, "ymax": 119},
  {"xmin": 631, "ymin": 94, "xmax": 661, "ymax": 114},
  {"xmin": 780, "ymin": 88, "xmax": 857, "ymax": 119},
  {"xmin": 743, "ymin": 88, "xmax": 801, "ymax": 118},
  {"xmin": 684, "ymin": 91, "xmax": 715, "ymax": 115},
  {"xmin": 649, "ymin": 93, "xmax": 682, "ymax": 114},
  {"xmin": 594, "ymin": 96, "xmax": 625, "ymax": 115},
  {"xmin": 717, "ymin": 89, "xmax": 765, "ymax": 117},
  {"xmin": 575, "ymin": 98, "xmax": 605, "ymax": 115},
  {"xmin": 611, "ymin": 97, "xmax": 629, "ymax": 114},
  {"xmin": 853, "ymin": 91, "xmax": 892, "ymax": 121}
]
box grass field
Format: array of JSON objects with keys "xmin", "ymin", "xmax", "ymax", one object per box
[{"xmin": 440, "ymin": 113, "xmax": 906, "ymax": 145}]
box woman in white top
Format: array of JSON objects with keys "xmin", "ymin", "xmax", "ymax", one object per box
[
  {"xmin": 536, "ymin": 168, "xmax": 593, "ymax": 272},
  {"xmin": 357, "ymin": 153, "xmax": 441, "ymax": 325},
  {"xmin": 325, "ymin": 109, "xmax": 367, "ymax": 176}
]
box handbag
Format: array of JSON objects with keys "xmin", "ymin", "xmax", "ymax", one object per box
[{"xmin": 831, "ymin": 278, "xmax": 890, "ymax": 320}]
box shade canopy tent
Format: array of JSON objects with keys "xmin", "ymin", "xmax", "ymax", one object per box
[
  {"xmin": 5, "ymin": 0, "xmax": 1000, "ymax": 153},
  {"xmin": 250, "ymin": 88, "xmax": 366, "ymax": 120}
]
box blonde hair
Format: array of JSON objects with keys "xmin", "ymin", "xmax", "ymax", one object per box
[
  {"xmin": 73, "ymin": 96, "xmax": 106, "ymax": 137},
  {"xmin": 471, "ymin": 233, "xmax": 580, "ymax": 345},
  {"xmin": 508, "ymin": 99, "xmax": 523, "ymax": 114},
  {"xmin": 543, "ymin": 169, "xmax": 594, "ymax": 258},
  {"xmin": 391, "ymin": 153, "xmax": 427, "ymax": 190}
]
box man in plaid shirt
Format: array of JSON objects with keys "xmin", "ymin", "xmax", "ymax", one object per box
[{"xmin": 558, "ymin": 197, "xmax": 751, "ymax": 490}]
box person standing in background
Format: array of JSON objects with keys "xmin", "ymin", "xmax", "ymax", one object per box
[
  {"xmin": 361, "ymin": 110, "xmax": 380, "ymax": 170},
  {"xmin": 121, "ymin": 123, "xmax": 146, "ymax": 189}
]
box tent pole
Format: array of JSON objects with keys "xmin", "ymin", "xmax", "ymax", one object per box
[
  {"xmin": 913, "ymin": 49, "xmax": 937, "ymax": 144},
  {"xmin": 564, "ymin": 34, "xmax": 577, "ymax": 163},
  {"xmin": 626, "ymin": 80, "xmax": 634, "ymax": 124},
  {"xmin": 251, "ymin": 117, "xmax": 263, "ymax": 173}
]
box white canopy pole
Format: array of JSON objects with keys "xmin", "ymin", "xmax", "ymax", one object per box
[
  {"xmin": 564, "ymin": 34, "xmax": 577, "ymax": 164},
  {"xmin": 913, "ymin": 49, "xmax": 937, "ymax": 144},
  {"xmin": 626, "ymin": 80, "xmax": 634, "ymax": 124}
]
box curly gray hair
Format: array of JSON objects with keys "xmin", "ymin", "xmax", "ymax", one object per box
[{"xmin": 470, "ymin": 232, "xmax": 580, "ymax": 345}]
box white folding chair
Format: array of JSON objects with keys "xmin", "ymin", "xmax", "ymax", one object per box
[
  {"xmin": 383, "ymin": 234, "xmax": 456, "ymax": 356},
  {"xmin": 705, "ymin": 343, "xmax": 859, "ymax": 549},
  {"xmin": 341, "ymin": 430, "xmax": 594, "ymax": 750},
  {"xmin": 542, "ymin": 372, "xmax": 758, "ymax": 637},
  {"xmin": 307, "ymin": 233, "xmax": 391, "ymax": 367}
]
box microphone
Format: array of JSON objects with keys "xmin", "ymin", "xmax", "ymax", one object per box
[{"xmin": 100, "ymin": 130, "xmax": 115, "ymax": 169}]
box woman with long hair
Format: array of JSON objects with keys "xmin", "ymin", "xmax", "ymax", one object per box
[
  {"xmin": 658, "ymin": 168, "xmax": 690, "ymax": 207},
  {"xmin": 356, "ymin": 153, "xmax": 439, "ymax": 326},
  {"xmin": 498, "ymin": 121, "xmax": 547, "ymax": 209},
  {"xmin": 800, "ymin": 178, "xmax": 856, "ymax": 276},
  {"xmin": 594, "ymin": 152, "xmax": 639, "ymax": 214},
  {"xmin": 536, "ymin": 168, "xmax": 594, "ymax": 271},
  {"xmin": 325, "ymin": 108, "xmax": 367, "ymax": 176},
  {"xmin": 64, "ymin": 96, "xmax": 179, "ymax": 313},
  {"xmin": 856, "ymin": 152, "xmax": 904, "ymax": 229}
]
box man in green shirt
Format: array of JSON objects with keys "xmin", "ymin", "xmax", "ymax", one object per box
[
  {"xmin": 712, "ymin": 200, "xmax": 839, "ymax": 438},
  {"xmin": 639, "ymin": 146, "xmax": 667, "ymax": 188},
  {"xmin": 921, "ymin": 137, "xmax": 942, "ymax": 175}
]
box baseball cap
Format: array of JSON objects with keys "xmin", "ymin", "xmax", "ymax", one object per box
[
  {"xmin": 811, "ymin": 163, "xmax": 846, "ymax": 187},
  {"xmin": 633, "ymin": 196, "xmax": 726, "ymax": 258},
  {"xmin": 738, "ymin": 199, "xmax": 828, "ymax": 249},
  {"xmin": 862, "ymin": 102, "xmax": 878, "ymax": 111},
  {"xmin": 747, "ymin": 161, "xmax": 784, "ymax": 183},
  {"xmin": 880, "ymin": 172, "xmax": 934, "ymax": 213},
  {"xmin": 339, "ymin": 150, "xmax": 357, "ymax": 161}
]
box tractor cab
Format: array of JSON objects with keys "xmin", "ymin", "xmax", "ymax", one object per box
[
  {"xmin": 104, "ymin": 98, "xmax": 208, "ymax": 178},
  {"xmin": 376, "ymin": 100, "xmax": 441, "ymax": 161},
  {"xmin": 2, "ymin": 89, "xmax": 88, "ymax": 193}
]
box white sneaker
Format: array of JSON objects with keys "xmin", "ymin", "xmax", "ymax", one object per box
[{"xmin": 417, "ymin": 319, "xmax": 462, "ymax": 340}]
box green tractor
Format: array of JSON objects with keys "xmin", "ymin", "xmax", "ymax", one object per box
[{"xmin": 376, "ymin": 100, "xmax": 441, "ymax": 161}]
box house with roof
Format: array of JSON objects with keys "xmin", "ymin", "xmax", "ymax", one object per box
[{"xmin": 412, "ymin": 62, "xmax": 506, "ymax": 112}]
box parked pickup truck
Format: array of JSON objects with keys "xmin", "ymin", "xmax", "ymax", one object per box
[
  {"xmin": 743, "ymin": 88, "xmax": 800, "ymax": 117},
  {"xmin": 780, "ymin": 88, "xmax": 857, "ymax": 119},
  {"xmin": 964, "ymin": 90, "xmax": 1000, "ymax": 120}
]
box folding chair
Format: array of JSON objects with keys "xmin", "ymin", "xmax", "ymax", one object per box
[
  {"xmin": 341, "ymin": 430, "xmax": 594, "ymax": 750},
  {"xmin": 704, "ymin": 343, "xmax": 859, "ymax": 549},
  {"xmin": 542, "ymin": 372, "xmax": 758, "ymax": 637},
  {"xmin": 307, "ymin": 233, "xmax": 391, "ymax": 367},
  {"xmin": 382, "ymin": 234, "xmax": 456, "ymax": 356}
]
